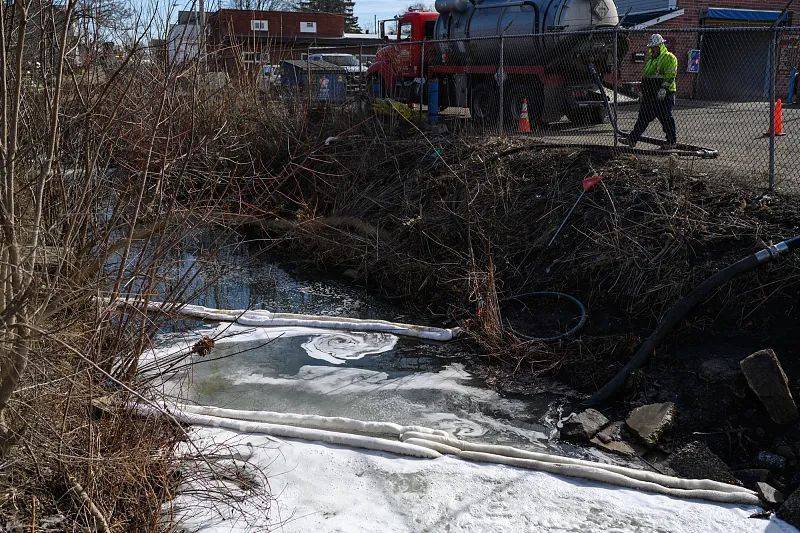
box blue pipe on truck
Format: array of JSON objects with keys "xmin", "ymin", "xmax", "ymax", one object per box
[{"xmin": 428, "ymin": 80, "xmax": 440, "ymax": 124}]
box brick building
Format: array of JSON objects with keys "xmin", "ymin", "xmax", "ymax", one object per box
[
  {"xmin": 168, "ymin": 9, "xmax": 379, "ymax": 74},
  {"xmin": 615, "ymin": 0, "xmax": 798, "ymax": 101}
]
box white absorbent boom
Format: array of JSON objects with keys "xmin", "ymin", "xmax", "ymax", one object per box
[
  {"xmin": 143, "ymin": 402, "xmax": 761, "ymax": 507},
  {"xmin": 108, "ymin": 299, "xmax": 461, "ymax": 341}
]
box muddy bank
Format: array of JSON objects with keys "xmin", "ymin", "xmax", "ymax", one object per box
[{"xmin": 240, "ymin": 128, "xmax": 800, "ymax": 515}]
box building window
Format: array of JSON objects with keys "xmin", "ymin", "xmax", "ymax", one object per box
[
  {"xmin": 242, "ymin": 52, "xmax": 269, "ymax": 64},
  {"xmin": 251, "ymin": 20, "xmax": 269, "ymax": 32},
  {"xmin": 300, "ymin": 21, "xmax": 317, "ymax": 33}
]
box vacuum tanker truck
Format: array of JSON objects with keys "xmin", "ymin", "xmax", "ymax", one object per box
[{"xmin": 366, "ymin": 0, "xmax": 625, "ymax": 127}]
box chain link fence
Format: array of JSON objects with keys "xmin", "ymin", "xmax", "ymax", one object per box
[{"xmin": 276, "ymin": 24, "xmax": 800, "ymax": 194}]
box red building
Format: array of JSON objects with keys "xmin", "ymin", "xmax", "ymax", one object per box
[
  {"xmin": 616, "ymin": 0, "xmax": 798, "ymax": 100},
  {"xmin": 202, "ymin": 9, "xmax": 378, "ymax": 74}
]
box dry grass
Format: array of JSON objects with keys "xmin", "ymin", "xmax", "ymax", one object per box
[{"xmin": 0, "ymin": 6, "xmax": 299, "ymax": 527}]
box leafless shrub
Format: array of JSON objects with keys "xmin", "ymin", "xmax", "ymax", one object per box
[{"xmin": 0, "ymin": 0, "xmax": 291, "ymax": 529}]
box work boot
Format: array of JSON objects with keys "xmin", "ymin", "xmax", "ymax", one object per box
[
  {"xmin": 619, "ymin": 137, "xmax": 637, "ymax": 148},
  {"xmin": 661, "ymin": 143, "xmax": 677, "ymax": 151}
]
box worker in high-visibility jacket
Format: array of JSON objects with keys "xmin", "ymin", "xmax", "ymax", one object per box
[{"xmin": 622, "ymin": 34, "xmax": 678, "ymax": 150}]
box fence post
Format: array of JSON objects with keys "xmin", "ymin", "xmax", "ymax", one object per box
[
  {"xmin": 612, "ymin": 26, "xmax": 619, "ymax": 147},
  {"xmin": 499, "ymin": 35, "xmax": 505, "ymax": 135},
  {"xmin": 307, "ymin": 47, "xmax": 313, "ymax": 111},
  {"xmin": 769, "ymin": 27, "xmax": 778, "ymax": 192},
  {"xmin": 420, "ymin": 40, "xmax": 426, "ymax": 117}
]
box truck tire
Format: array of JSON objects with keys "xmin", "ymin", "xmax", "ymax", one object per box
[
  {"xmin": 504, "ymin": 78, "xmax": 544, "ymax": 130},
  {"xmin": 469, "ymin": 80, "xmax": 500, "ymax": 128},
  {"xmin": 566, "ymin": 106, "xmax": 606, "ymax": 126}
]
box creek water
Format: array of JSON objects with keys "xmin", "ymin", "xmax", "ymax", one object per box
[
  {"xmin": 148, "ymin": 235, "xmax": 781, "ymax": 533},
  {"xmin": 152, "ymin": 235, "xmax": 594, "ymax": 458}
]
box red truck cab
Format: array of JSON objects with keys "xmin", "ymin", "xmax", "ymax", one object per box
[{"xmin": 367, "ymin": 10, "xmax": 439, "ymax": 98}]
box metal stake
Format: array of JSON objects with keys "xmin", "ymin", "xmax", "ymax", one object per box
[
  {"xmin": 612, "ymin": 26, "xmax": 619, "ymax": 147},
  {"xmin": 420, "ymin": 40, "xmax": 426, "ymax": 117},
  {"xmin": 769, "ymin": 28, "xmax": 777, "ymax": 192},
  {"xmin": 499, "ymin": 35, "xmax": 505, "ymax": 135},
  {"xmin": 307, "ymin": 47, "xmax": 313, "ymax": 111}
]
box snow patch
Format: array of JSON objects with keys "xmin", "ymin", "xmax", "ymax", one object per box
[{"xmin": 174, "ymin": 427, "xmax": 792, "ymax": 533}]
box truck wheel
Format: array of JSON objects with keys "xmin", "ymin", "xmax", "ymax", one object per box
[
  {"xmin": 504, "ymin": 80, "xmax": 544, "ymax": 130},
  {"xmin": 469, "ymin": 81, "xmax": 500, "ymax": 128},
  {"xmin": 566, "ymin": 107, "xmax": 607, "ymax": 126}
]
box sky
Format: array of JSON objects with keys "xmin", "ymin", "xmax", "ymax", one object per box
[{"xmin": 354, "ymin": 1, "xmax": 431, "ymax": 33}]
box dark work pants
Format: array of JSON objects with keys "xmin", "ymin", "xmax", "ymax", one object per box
[{"xmin": 629, "ymin": 92, "xmax": 677, "ymax": 145}]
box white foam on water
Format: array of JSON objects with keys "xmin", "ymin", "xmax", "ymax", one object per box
[
  {"xmin": 173, "ymin": 427, "xmax": 792, "ymax": 533},
  {"xmin": 142, "ymin": 324, "xmax": 339, "ymax": 365},
  {"xmin": 231, "ymin": 362, "xmax": 516, "ymax": 408},
  {"xmin": 301, "ymin": 332, "xmax": 398, "ymax": 365},
  {"xmin": 151, "ymin": 327, "xmax": 795, "ymax": 532},
  {"xmin": 418, "ymin": 412, "xmax": 487, "ymax": 438}
]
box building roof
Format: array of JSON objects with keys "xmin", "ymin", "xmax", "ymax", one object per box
[
  {"xmin": 622, "ymin": 8, "xmax": 681, "ymax": 27},
  {"xmin": 344, "ymin": 32, "xmax": 380, "ymax": 40},
  {"xmin": 281, "ymin": 58, "xmax": 347, "ymax": 72},
  {"xmin": 703, "ymin": 7, "xmax": 787, "ymax": 23}
]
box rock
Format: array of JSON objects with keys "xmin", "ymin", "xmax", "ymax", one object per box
[
  {"xmin": 758, "ymin": 450, "xmax": 787, "ymax": 472},
  {"xmin": 342, "ymin": 268, "xmax": 360, "ymax": 281},
  {"xmin": 668, "ymin": 441, "xmax": 739, "ymax": 485},
  {"xmin": 699, "ymin": 358, "xmax": 741, "ymax": 384},
  {"xmin": 757, "ymin": 482, "xmax": 785, "ymax": 507},
  {"xmin": 734, "ymin": 468, "xmax": 771, "ymax": 488},
  {"xmin": 561, "ymin": 409, "xmax": 609, "ymax": 442},
  {"xmin": 591, "ymin": 439, "xmax": 637, "ymax": 457},
  {"xmin": 779, "ymin": 489, "xmax": 800, "ymax": 528},
  {"xmin": 740, "ymin": 349, "xmax": 799, "ymax": 425},
  {"xmin": 625, "ymin": 402, "xmax": 677, "ymax": 447},
  {"xmin": 590, "ymin": 421, "xmax": 637, "ymax": 457},
  {"xmin": 594, "ymin": 421, "xmax": 624, "ymax": 444}
]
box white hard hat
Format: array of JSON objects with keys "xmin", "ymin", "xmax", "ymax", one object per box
[{"xmin": 648, "ymin": 34, "xmax": 666, "ymax": 47}]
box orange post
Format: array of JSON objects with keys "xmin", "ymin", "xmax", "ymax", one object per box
[
  {"xmin": 763, "ymin": 99, "xmax": 787, "ymax": 137},
  {"xmin": 519, "ymin": 99, "xmax": 531, "ymax": 133},
  {"xmin": 775, "ymin": 98, "xmax": 785, "ymax": 136}
]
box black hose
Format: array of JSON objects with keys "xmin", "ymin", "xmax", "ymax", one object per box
[
  {"xmin": 586, "ymin": 236, "xmax": 800, "ymax": 406},
  {"xmin": 503, "ymin": 291, "xmax": 588, "ymax": 342}
]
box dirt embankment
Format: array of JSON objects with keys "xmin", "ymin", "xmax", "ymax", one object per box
[{"xmin": 244, "ymin": 123, "xmax": 800, "ymax": 501}]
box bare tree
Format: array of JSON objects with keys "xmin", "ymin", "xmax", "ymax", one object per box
[
  {"xmin": 227, "ymin": 0, "xmax": 294, "ymax": 10},
  {"xmin": 403, "ymin": 2, "xmax": 433, "ymax": 13},
  {"xmin": 296, "ymin": 0, "xmax": 359, "ymax": 33},
  {"xmin": 0, "ymin": 0, "xmax": 282, "ymax": 527}
]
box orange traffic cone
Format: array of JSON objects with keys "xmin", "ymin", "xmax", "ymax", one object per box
[
  {"xmin": 765, "ymin": 99, "xmax": 787, "ymax": 137},
  {"xmin": 519, "ymin": 99, "xmax": 532, "ymax": 133}
]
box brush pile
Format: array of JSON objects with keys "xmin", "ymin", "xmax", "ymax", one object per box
[{"xmin": 249, "ymin": 124, "xmax": 800, "ymax": 391}]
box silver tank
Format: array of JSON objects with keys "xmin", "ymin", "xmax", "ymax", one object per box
[{"xmin": 434, "ymin": 0, "xmax": 619, "ymax": 72}]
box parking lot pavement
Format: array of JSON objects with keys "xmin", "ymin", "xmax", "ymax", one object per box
[
  {"xmin": 440, "ymin": 101, "xmax": 799, "ymax": 193},
  {"xmin": 533, "ymin": 101, "xmax": 800, "ymax": 193}
]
